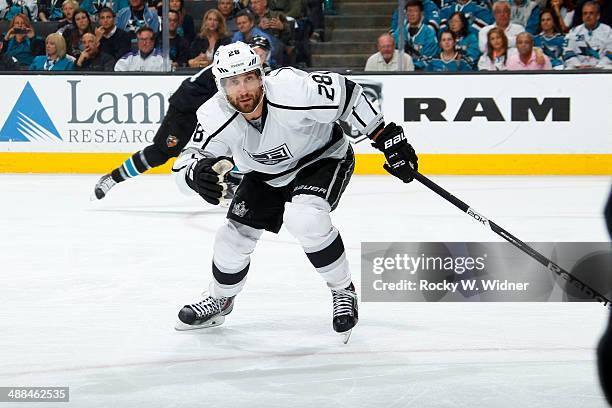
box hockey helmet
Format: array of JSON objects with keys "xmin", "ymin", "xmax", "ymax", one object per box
[
  {"xmin": 212, "ymin": 41, "xmax": 265, "ymax": 98},
  {"xmin": 249, "ymin": 35, "xmax": 271, "ymax": 52}
]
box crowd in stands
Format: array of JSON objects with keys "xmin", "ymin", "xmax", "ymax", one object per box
[
  {"xmin": 0, "ymin": 0, "xmax": 325, "ymax": 71},
  {"xmin": 367, "ymin": 0, "xmax": 611, "ymax": 71}
]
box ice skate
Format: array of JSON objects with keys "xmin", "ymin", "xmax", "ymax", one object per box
[
  {"xmin": 92, "ymin": 173, "xmax": 117, "ymax": 200},
  {"xmin": 175, "ymin": 294, "xmax": 235, "ymax": 331},
  {"xmin": 331, "ymin": 283, "xmax": 358, "ymax": 344}
]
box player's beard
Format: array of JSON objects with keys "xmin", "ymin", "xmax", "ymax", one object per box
[{"xmin": 227, "ymin": 85, "xmax": 264, "ymax": 114}]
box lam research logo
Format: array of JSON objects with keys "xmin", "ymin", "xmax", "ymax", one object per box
[{"xmin": 0, "ymin": 82, "xmax": 61, "ymax": 142}]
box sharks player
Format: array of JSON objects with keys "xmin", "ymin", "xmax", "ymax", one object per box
[
  {"xmin": 92, "ymin": 63, "xmax": 218, "ymax": 200},
  {"xmin": 172, "ymin": 42, "xmax": 418, "ymax": 342},
  {"xmin": 91, "ymin": 36, "xmax": 272, "ymax": 200}
]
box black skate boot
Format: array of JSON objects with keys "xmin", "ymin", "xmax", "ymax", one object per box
[
  {"xmin": 175, "ymin": 294, "xmax": 235, "ymax": 331},
  {"xmin": 92, "ymin": 173, "xmax": 117, "ymax": 200},
  {"xmin": 331, "ymin": 283, "xmax": 358, "ymax": 344}
]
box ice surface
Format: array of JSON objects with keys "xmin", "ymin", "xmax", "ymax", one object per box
[{"xmin": 1, "ymin": 174, "xmax": 610, "ymax": 408}]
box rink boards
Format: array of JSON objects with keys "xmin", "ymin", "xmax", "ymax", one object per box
[{"xmin": 0, "ymin": 72, "xmax": 610, "ymax": 175}]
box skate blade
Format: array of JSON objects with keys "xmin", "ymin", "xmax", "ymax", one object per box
[
  {"xmin": 90, "ymin": 190, "xmax": 104, "ymax": 201},
  {"xmin": 174, "ymin": 315, "xmax": 225, "ymax": 331},
  {"xmin": 340, "ymin": 329, "xmax": 352, "ymax": 344}
]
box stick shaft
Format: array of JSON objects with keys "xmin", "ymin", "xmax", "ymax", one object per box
[{"xmin": 411, "ymin": 171, "xmax": 611, "ymax": 308}]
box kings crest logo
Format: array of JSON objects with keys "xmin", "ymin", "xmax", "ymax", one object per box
[
  {"xmin": 246, "ymin": 144, "xmax": 293, "ymax": 165},
  {"xmin": 0, "ymin": 82, "xmax": 62, "ymax": 142},
  {"xmin": 231, "ymin": 201, "xmax": 249, "ymax": 217}
]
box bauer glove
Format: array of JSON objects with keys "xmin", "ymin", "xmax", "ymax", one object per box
[
  {"xmin": 188, "ymin": 156, "xmax": 235, "ymax": 205},
  {"xmin": 373, "ymin": 122, "xmax": 418, "ymax": 183}
]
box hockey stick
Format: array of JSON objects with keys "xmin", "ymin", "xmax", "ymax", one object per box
[{"xmin": 410, "ymin": 170, "xmax": 612, "ymax": 309}]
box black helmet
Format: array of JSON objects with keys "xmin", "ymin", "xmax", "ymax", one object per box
[{"xmin": 249, "ymin": 35, "xmax": 271, "ymax": 51}]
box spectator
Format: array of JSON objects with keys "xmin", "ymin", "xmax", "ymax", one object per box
[
  {"xmin": 510, "ymin": 0, "xmax": 541, "ymax": 34},
  {"xmin": 393, "ymin": 0, "xmax": 440, "ymax": 70},
  {"xmin": 161, "ymin": 9, "xmax": 189, "ymax": 67},
  {"xmin": 534, "ymin": 8, "xmax": 565, "ymax": 68},
  {"xmin": 477, "ymin": 26, "xmax": 509, "ymax": 70},
  {"xmin": 80, "ymin": 0, "xmax": 112, "ymax": 21},
  {"xmin": 116, "ymin": 0, "xmax": 159, "ymax": 45},
  {"xmin": 391, "ymin": 0, "xmax": 441, "ymax": 33},
  {"xmin": 269, "ymin": 0, "xmax": 304, "ymax": 18},
  {"xmin": 95, "ymin": 7, "xmax": 131, "ymax": 60},
  {"xmin": 231, "ymin": 9, "xmax": 277, "ymax": 66},
  {"xmin": 217, "ymin": 0, "xmax": 239, "ymax": 34},
  {"xmin": 563, "ymin": 1, "xmax": 612, "ymax": 69},
  {"xmin": 154, "ymin": 0, "xmax": 195, "ymax": 43},
  {"xmin": 29, "ymin": 33, "xmax": 74, "ymax": 70},
  {"xmin": 571, "ymin": 0, "xmax": 611, "ymax": 28},
  {"xmin": 547, "ymin": 0, "xmax": 574, "ymax": 32},
  {"xmin": 114, "ymin": 26, "xmax": 164, "ymax": 71},
  {"xmin": 479, "ymin": 1, "xmax": 525, "ymax": 52},
  {"xmin": 439, "ymin": 0, "xmax": 493, "ymax": 32},
  {"xmin": 447, "ymin": 11, "xmax": 481, "ymax": 68},
  {"xmin": 0, "ymin": 0, "xmax": 37, "ymax": 22},
  {"xmin": 63, "ymin": 8, "xmax": 94, "ymax": 58},
  {"xmin": 270, "ymin": 0, "xmax": 313, "ymax": 66},
  {"xmin": 250, "ymin": 0, "xmax": 290, "ymax": 65},
  {"xmin": 506, "ymin": 31, "xmax": 551, "ymax": 69},
  {"xmin": 56, "ymin": 0, "xmax": 78, "ymax": 34},
  {"xmin": 38, "ymin": 0, "xmax": 65, "ymax": 21},
  {"xmin": 2, "ymin": 13, "xmax": 43, "ymax": 67},
  {"xmin": 251, "ymin": 0, "xmax": 290, "ymax": 44},
  {"xmin": 0, "ymin": 39, "xmax": 19, "ymax": 69},
  {"xmin": 172, "ymin": 0, "xmax": 195, "ymax": 42},
  {"xmin": 75, "ymin": 32, "xmax": 115, "ymax": 70},
  {"xmin": 305, "ymin": 0, "xmax": 324, "ymax": 42},
  {"xmin": 187, "ymin": 8, "xmax": 231, "ymax": 68},
  {"xmin": 427, "ymin": 30, "xmax": 473, "ymax": 71},
  {"xmin": 364, "ymin": 33, "xmax": 414, "ymax": 71}
]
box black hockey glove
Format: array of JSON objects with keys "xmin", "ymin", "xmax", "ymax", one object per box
[
  {"xmin": 188, "ymin": 156, "xmax": 235, "ymax": 205},
  {"xmin": 372, "ymin": 122, "xmax": 418, "ymax": 183}
]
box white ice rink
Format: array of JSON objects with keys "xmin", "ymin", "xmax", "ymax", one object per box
[{"xmin": 1, "ymin": 174, "xmax": 611, "ymax": 408}]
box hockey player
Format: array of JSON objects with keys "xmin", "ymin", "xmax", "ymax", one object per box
[
  {"xmin": 172, "ymin": 42, "xmax": 418, "ymax": 342},
  {"xmin": 92, "ymin": 64, "xmax": 218, "ymax": 199},
  {"xmin": 91, "ymin": 36, "xmax": 271, "ymax": 200},
  {"xmin": 599, "ymin": 188, "xmax": 612, "ymax": 404}
]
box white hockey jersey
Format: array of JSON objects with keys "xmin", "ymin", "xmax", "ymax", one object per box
[
  {"xmin": 563, "ymin": 23, "xmax": 612, "ymax": 69},
  {"xmin": 173, "ymin": 67, "xmax": 384, "ymax": 192}
]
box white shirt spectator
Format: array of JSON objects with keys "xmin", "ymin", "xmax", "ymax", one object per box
[
  {"xmin": 477, "ymin": 54, "xmax": 508, "ymax": 71},
  {"xmin": 364, "ymin": 49, "xmax": 415, "ymax": 71},
  {"xmin": 478, "ymin": 23, "xmax": 525, "ymax": 52},
  {"xmin": 114, "ymin": 49, "xmax": 165, "ymax": 72},
  {"xmin": 564, "ymin": 22, "xmax": 612, "ymax": 69}
]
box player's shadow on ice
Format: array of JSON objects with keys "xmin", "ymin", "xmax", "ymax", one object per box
[{"xmin": 89, "ymin": 208, "xmax": 226, "ymax": 217}]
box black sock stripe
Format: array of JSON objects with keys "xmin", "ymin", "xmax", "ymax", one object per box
[
  {"xmin": 305, "ymin": 234, "xmax": 345, "ymax": 269},
  {"xmin": 212, "ymin": 261, "xmax": 249, "ymax": 285},
  {"xmin": 110, "ymin": 168, "xmax": 125, "ymax": 183}
]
